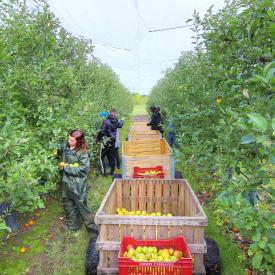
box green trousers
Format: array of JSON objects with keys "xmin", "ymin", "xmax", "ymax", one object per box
[{"xmin": 63, "ymin": 197, "xmax": 98, "ymax": 232}]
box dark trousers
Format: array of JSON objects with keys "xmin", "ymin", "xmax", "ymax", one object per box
[
  {"xmin": 63, "ymin": 196, "xmax": 97, "ymax": 232},
  {"xmin": 115, "ymin": 147, "xmax": 120, "ymax": 169},
  {"xmin": 100, "ymin": 144, "xmax": 116, "ymax": 175}
]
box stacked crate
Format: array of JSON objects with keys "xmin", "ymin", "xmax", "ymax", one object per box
[
  {"xmin": 122, "ymin": 138, "xmax": 174, "ymax": 179},
  {"xmin": 95, "ymin": 179, "xmax": 207, "ymax": 274},
  {"xmin": 95, "ymin": 116, "xmax": 207, "ymax": 274}
]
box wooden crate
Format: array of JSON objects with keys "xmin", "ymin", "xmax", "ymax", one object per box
[
  {"xmin": 128, "ymin": 129, "xmax": 161, "ymax": 141},
  {"xmin": 132, "ymin": 115, "xmax": 149, "ymax": 122},
  {"xmin": 95, "ymin": 179, "xmax": 207, "ymax": 275},
  {"xmin": 122, "ymin": 139, "xmax": 174, "ymax": 179},
  {"xmin": 130, "ymin": 122, "xmax": 151, "ymax": 132}
]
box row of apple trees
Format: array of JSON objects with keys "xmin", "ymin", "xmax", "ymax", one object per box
[
  {"xmin": 148, "ymin": 0, "xmax": 274, "ymax": 272},
  {"xmin": 0, "ymin": 0, "xmax": 133, "ymax": 230}
]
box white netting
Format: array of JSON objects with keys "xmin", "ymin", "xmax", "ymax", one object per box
[{"xmin": 28, "ymin": 0, "xmax": 225, "ymax": 94}]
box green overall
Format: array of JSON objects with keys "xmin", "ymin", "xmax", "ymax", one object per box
[{"xmin": 58, "ymin": 142, "xmax": 97, "ymax": 232}]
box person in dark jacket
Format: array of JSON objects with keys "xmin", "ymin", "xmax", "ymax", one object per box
[
  {"xmin": 97, "ymin": 108, "xmax": 123, "ymax": 176},
  {"xmin": 58, "ymin": 129, "xmax": 97, "ymax": 232},
  {"xmin": 155, "ymin": 106, "xmax": 163, "ymax": 135},
  {"xmin": 147, "ymin": 105, "xmax": 162, "ymax": 134}
]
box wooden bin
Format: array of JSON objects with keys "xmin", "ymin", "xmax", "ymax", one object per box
[
  {"xmin": 130, "ymin": 122, "xmax": 151, "ymax": 132},
  {"xmin": 122, "ymin": 138, "xmax": 174, "ymax": 179},
  {"xmin": 95, "ymin": 179, "xmax": 207, "ymax": 275},
  {"xmin": 132, "ymin": 115, "xmax": 149, "ymax": 122},
  {"xmin": 128, "ymin": 129, "xmax": 161, "ymax": 141}
]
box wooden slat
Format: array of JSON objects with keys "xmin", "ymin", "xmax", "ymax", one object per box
[
  {"xmin": 97, "ymin": 267, "xmax": 118, "ymax": 274},
  {"xmin": 170, "ymin": 225, "xmax": 182, "ymax": 238},
  {"xmin": 145, "ymin": 225, "xmax": 157, "ymax": 239},
  {"xmin": 120, "ymin": 224, "xmax": 132, "ymax": 239},
  {"xmin": 146, "ymin": 182, "xmax": 154, "ymax": 212},
  {"xmin": 108, "ymin": 224, "xmax": 120, "ymax": 241},
  {"xmin": 116, "ymin": 180, "xmax": 123, "ymax": 208},
  {"xmin": 194, "ymin": 227, "xmax": 204, "ymax": 246},
  {"xmin": 99, "ymin": 224, "xmax": 108, "ymax": 241},
  {"xmin": 123, "ymin": 180, "xmax": 131, "ymax": 210},
  {"xmin": 130, "ymin": 181, "xmax": 138, "ymax": 211},
  {"xmin": 154, "ymin": 180, "xmax": 162, "ymax": 212},
  {"xmin": 107, "ymin": 189, "xmax": 116, "ymax": 215},
  {"xmin": 95, "ymin": 180, "xmax": 116, "ymax": 221},
  {"xmin": 96, "ymin": 215, "xmax": 207, "ymax": 226},
  {"xmin": 138, "ymin": 180, "xmax": 146, "ymax": 211},
  {"xmin": 162, "ymin": 181, "xmax": 171, "ymax": 214},
  {"xmin": 171, "ymin": 182, "xmax": 179, "ymax": 215},
  {"xmin": 157, "ymin": 225, "xmax": 169, "ymax": 239},
  {"xmin": 182, "ymin": 225, "xmax": 194, "ymax": 244},
  {"xmin": 108, "ymin": 251, "xmax": 118, "ymax": 269},
  {"xmin": 132, "ymin": 225, "xmax": 144, "ymax": 239},
  {"xmin": 99, "ymin": 251, "xmax": 108, "ymax": 270},
  {"xmin": 177, "ymin": 181, "xmax": 185, "ymax": 216},
  {"xmin": 96, "ymin": 240, "xmax": 206, "ymax": 253},
  {"xmin": 193, "ymin": 254, "xmax": 206, "ymax": 274}
]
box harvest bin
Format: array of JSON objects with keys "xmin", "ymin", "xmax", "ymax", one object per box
[
  {"xmin": 132, "ymin": 115, "xmax": 149, "ymax": 122},
  {"xmin": 130, "ymin": 121, "xmax": 151, "ymax": 132},
  {"xmin": 128, "ymin": 129, "xmax": 161, "ymax": 141},
  {"xmin": 118, "ymin": 236, "xmax": 192, "ymax": 275},
  {"xmin": 95, "ymin": 179, "xmax": 207, "ymax": 274},
  {"xmin": 122, "ymin": 139, "xmax": 175, "ymax": 179}
]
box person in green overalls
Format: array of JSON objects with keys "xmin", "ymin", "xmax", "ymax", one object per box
[{"xmin": 58, "ymin": 129, "xmax": 97, "ymax": 233}]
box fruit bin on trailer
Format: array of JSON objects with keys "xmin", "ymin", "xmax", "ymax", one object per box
[
  {"xmin": 121, "ymin": 138, "xmax": 175, "ymax": 179},
  {"xmin": 132, "ymin": 115, "xmax": 149, "ymax": 122},
  {"xmin": 127, "ymin": 129, "xmax": 161, "ymax": 141},
  {"xmin": 95, "ymin": 178, "xmax": 207, "ymax": 275}
]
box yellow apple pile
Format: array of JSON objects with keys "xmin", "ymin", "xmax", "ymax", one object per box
[
  {"xmin": 59, "ymin": 162, "xmax": 79, "ymax": 168},
  {"xmin": 116, "ymin": 208, "xmax": 172, "ymax": 217},
  {"xmin": 123, "ymin": 244, "xmax": 184, "ymax": 262},
  {"xmin": 137, "ymin": 170, "xmax": 161, "ymax": 175}
]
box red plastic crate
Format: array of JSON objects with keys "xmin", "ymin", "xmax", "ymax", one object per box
[
  {"xmin": 133, "ymin": 166, "xmax": 164, "ymax": 179},
  {"xmin": 118, "ymin": 236, "xmax": 192, "ymax": 275}
]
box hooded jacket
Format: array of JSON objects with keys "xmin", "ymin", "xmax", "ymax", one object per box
[
  {"xmin": 97, "ymin": 115, "xmax": 123, "ymax": 146},
  {"xmin": 58, "ymin": 142, "xmax": 90, "ymax": 200},
  {"xmin": 147, "ymin": 112, "xmax": 161, "ymax": 130}
]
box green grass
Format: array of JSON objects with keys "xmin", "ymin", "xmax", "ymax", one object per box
[{"xmin": 132, "ymin": 104, "xmax": 148, "ymax": 116}]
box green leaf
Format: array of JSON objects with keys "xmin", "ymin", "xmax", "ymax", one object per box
[
  {"xmin": 240, "ymin": 135, "xmax": 256, "ymax": 144},
  {"xmin": 267, "ymin": 243, "xmax": 275, "ymax": 256},
  {"xmin": 252, "ymin": 251, "xmax": 263, "ymax": 270},
  {"xmin": 252, "ymin": 232, "xmax": 261, "ymax": 242},
  {"xmin": 247, "ymin": 113, "xmax": 268, "ymax": 132},
  {"xmin": 0, "ymin": 222, "xmax": 8, "ymax": 230},
  {"xmin": 37, "ymin": 199, "xmax": 45, "ymax": 209},
  {"xmin": 272, "ymin": 117, "xmax": 275, "ymax": 131},
  {"xmin": 258, "ymin": 240, "xmax": 266, "ymax": 249},
  {"xmin": 266, "ymin": 67, "xmax": 275, "ymax": 79}
]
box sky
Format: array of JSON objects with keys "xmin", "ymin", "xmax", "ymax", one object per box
[{"xmin": 29, "ymin": 0, "xmax": 226, "ymax": 94}]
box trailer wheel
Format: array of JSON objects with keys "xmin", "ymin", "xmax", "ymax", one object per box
[
  {"xmin": 85, "ymin": 237, "xmax": 99, "ymax": 275},
  {"xmin": 204, "ymin": 238, "xmax": 221, "ymax": 275},
  {"xmin": 175, "ymin": 171, "xmax": 183, "ymax": 179}
]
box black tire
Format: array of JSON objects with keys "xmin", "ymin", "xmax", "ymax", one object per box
[
  {"xmin": 204, "ymin": 239, "xmax": 221, "ymax": 275},
  {"xmin": 175, "ymin": 171, "xmax": 183, "ymax": 179},
  {"xmin": 112, "ymin": 173, "xmax": 122, "ymax": 182},
  {"xmin": 85, "ymin": 237, "xmax": 99, "ymax": 275}
]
